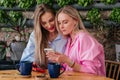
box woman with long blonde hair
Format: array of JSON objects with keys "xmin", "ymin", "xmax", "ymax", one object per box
[
  {"xmin": 47, "ymin": 5, "xmax": 106, "ymax": 76},
  {"xmin": 20, "ymin": 4, "xmax": 67, "ymax": 69}
]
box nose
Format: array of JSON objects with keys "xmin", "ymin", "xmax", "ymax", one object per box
[{"xmin": 46, "ymin": 23, "xmax": 51, "ymax": 28}]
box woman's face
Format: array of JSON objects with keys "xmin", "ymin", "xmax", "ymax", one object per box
[
  {"xmin": 57, "ymin": 12, "xmax": 77, "ymax": 35},
  {"xmin": 40, "ymin": 12, "xmax": 55, "ymax": 33}
]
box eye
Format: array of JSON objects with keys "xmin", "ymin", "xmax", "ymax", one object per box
[
  {"xmin": 49, "ymin": 18, "xmax": 54, "ymax": 22},
  {"xmin": 63, "ymin": 21, "xmax": 68, "ymax": 24},
  {"xmin": 41, "ymin": 22, "xmax": 46, "ymax": 26}
]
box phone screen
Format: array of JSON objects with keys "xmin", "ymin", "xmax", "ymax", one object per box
[{"xmin": 44, "ymin": 48, "xmax": 54, "ymax": 53}]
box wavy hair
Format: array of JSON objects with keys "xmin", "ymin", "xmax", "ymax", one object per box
[{"xmin": 34, "ymin": 4, "xmax": 55, "ymax": 68}]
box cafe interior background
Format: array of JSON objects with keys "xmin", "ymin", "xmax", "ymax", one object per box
[{"xmin": 0, "ymin": 0, "xmax": 120, "ymax": 70}]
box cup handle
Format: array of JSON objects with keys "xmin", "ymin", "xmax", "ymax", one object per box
[
  {"xmin": 59, "ymin": 65, "xmax": 65, "ymax": 75},
  {"xmin": 15, "ymin": 64, "xmax": 20, "ymax": 72}
]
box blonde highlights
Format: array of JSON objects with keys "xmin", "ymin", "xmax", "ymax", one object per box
[
  {"xmin": 34, "ymin": 4, "xmax": 55, "ymax": 68},
  {"xmin": 55, "ymin": 5, "xmax": 87, "ymax": 35}
]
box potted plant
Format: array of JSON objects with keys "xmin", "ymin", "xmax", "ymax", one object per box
[
  {"xmin": 8, "ymin": 11, "xmax": 27, "ymax": 41},
  {"xmin": 0, "ymin": 10, "xmax": 27, "ymax": 61},
  {"xmin": 8, "ymin": 11, "xmax": 27, "ymax": 61},
  {"xmin": 0, "ymin": 10, "xmax": 28, "ymax": 41}
]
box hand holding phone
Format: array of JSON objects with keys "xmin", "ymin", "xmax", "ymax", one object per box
[{"xmin": 44, "ymin": 48, "xmax": 54, "ymax": 54}]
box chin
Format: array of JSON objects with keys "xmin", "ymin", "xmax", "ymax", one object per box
[
  {"xmin": 62, "ymin": 33, "xmax": 68, "ymax": 36},
  {"xmin": 49, "ymin": 30, "xmax": 55, "ymax": 33}
]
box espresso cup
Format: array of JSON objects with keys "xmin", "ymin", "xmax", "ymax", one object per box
[
  {"xmin": 48, "ymin": 63, "xmax": 65, "ymax": 78},
  {"xmin": 16, "ymin": 61, "xmax": 33, "ymax": 76}
]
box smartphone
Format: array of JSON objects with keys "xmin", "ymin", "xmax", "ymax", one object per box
[{"xmin": 44, "ymin": 48, "xmax": 54, "ymax": 54}]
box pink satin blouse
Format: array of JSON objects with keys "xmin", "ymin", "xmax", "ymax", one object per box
[{"xmin": 64, "ymin": 32, "xmax": 106, "ymax": 76}]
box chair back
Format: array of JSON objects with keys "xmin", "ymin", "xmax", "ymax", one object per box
[{"xmin": 105, "ymin": 60, "xmax": 120, "ymax": 80}]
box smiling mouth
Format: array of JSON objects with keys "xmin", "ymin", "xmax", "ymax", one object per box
[{"xmin": 49, "ymin": 27, "xmax": 54, "ymax": 30}]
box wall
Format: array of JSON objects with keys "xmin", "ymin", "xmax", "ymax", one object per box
[{"xmin": 0, "ymin": 2, "xmax": 119, "ymax": 61}]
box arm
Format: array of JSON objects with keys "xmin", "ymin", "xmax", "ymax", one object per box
[
  {"xmin": 75, "ymin": 34, "xmax": 105, "ymax": 75},
  {"xmin": 46, "ymin": 34, "xmax": 105, "ymax": 76},
  {"xmin": 20, "ymin": 31, "xmax": 35, "ymax": 62},
  {"xmin": 46, "ymin": 52, "xmax": 81, "ymax": 72}
]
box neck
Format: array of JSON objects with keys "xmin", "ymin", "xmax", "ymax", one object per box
[
  {"xmin": 49, "ymin": 31, "xmax": 58, "ymax": 41},
  {"xmin": 70, "ymin": 30, "xmax": 79, "ymax": 41}
]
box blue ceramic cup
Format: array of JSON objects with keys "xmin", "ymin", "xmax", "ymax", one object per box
[
  {"xmin": 16, "ymin": 61, "xmax": 33, "ymax": 76},
  {"xmin": 48, "ymin": 63, "xmax": 65, "ymax": 78}
]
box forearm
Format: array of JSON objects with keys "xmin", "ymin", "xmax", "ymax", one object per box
[
  {"xmin": 64, "ymin": 58, "xmax": 98, "ymax": 73},
  {"xmin": 65, "ymin": 57, "xmax": 81, "ymax": 72}
]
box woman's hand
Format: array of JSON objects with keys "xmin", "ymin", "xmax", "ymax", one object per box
[{"xmin": 46, "ymin": 52, "xmax": 68, "ymax": 64}]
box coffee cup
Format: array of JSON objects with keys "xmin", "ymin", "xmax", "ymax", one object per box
[
  {"xmin": 16, "ymin": 61, "xmax": 33, "ymax": 76},
  {"xmin": 48, "ymin": 63, "xmax": 65, "ymax": 78}
]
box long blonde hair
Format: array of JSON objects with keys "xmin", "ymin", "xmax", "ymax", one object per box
[
  {"xmin": 34, "ymin": 4, "xmax": 55, "ymax": 68},
  {"xmin": 55, "ymin": 5, "xmax": 88, "ymax": 36}
]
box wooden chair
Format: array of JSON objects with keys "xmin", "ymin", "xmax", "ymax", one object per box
[{"xmin": 105, "ymin": 60, "xmax": 120, "ymax": 80}]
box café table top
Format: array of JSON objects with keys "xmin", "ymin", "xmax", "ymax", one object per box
[{"xmin": 0, "ymin": 70, "xmax": 113, "ymax": 80}]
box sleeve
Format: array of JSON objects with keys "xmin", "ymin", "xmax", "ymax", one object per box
[
  {"xmin": 77, "ymin": 34, "xmax": 105, "ymax": 75},
  {"xmin": 20, "ymin": 31, "xmax": 35, "ymax": 62}
]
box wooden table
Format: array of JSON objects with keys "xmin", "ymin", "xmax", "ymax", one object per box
[{"xmin": 0, "ymin": 70, "xmax": 113, "ymax": 80}]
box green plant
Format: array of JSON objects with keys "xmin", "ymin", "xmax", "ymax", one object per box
[
  {"xmin": 0, "ymin": 0, "xmax": 16, "ymax": 8},
  {"xmin": 56, "ymin": 0, "xmax": 75, "ymax": 7},
  {"xmin": 0, "ymin": 11, "xmax": 27, "ymax": 41},
  {"xmin": 86, "ymin": 8, "xmax": 106, "ymax": 32},
  {"xmin": 9, "ymin": 11, "xmax": 23, "ymax": 23},
  {"xmin": 87, "ymin": 8, "xmax": 101, "ymax": 25},
  {"xmin": 0, "ymin": 10, "xmax": 7, "ymax": 23},
  {"xmin": 77, "ymin": 0, "xmax": 93, "ymax": 7},
  {"xmin": 8, "ymin": 11, "xmax": 27, "ymax": 41},
  {"xmin": 0, "ymin": 33, "xmax": 10, "ymax": 60},
  {"xmin": 109, "ymin": 8, "xmax": 120, "ymax": 23},
  {"xmin": 18, "ymin": 0, "xmax": 35, "ymax": 9},
  {"xmin": 108, "ymin": 7, "xmax": 120, "ymax": 43},
  {"xmin": 36, "ymin": 0, "xmax": 53, "ymax": 6},
  {"xmin": 101, "ymin": 0, "xmax": 116, "ymax": 5},
  {"xmin": 0, "ymin": 41, "xmax": 7, "ymax": 60}
]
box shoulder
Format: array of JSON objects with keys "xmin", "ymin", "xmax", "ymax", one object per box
[
  {"xmin": 28, "ymin": 31, "xmax": 35, "ymax": 43},
  {"xmin": 52, "ymin": 34, "xmax": 67, "ymax": 45},
  {"xmin": 29, "ymin": 31, "xmax": 35, "ymax": 40},
  {"xmin": 76, "ymin": 31, "xmax": 101, "ymax": 46},
  {"xmin": 76, "ymin": 31, "xmax": 92, "ymax": 41},
  {"xmin": 55, "ymin": 34, "xmax": 67, "ymax": 41},
  {"xmin": 30, "ymin": 31, "xmax": 34, "ymax": 37}
]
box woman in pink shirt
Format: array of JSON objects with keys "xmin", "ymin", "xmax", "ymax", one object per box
[{"xmin": 46, "ymin": 5, "xmax": 106, "ymax": 76}]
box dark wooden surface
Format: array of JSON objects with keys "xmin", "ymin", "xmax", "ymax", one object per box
[{"xmin": 0, "ymin": 57, "xmax": 19, "ymax": 70}]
